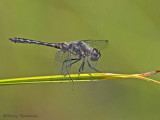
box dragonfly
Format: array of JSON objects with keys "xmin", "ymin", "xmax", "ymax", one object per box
[{"xmin": 9, "ymin": 38, "xmax": 108, "ymax": 77}]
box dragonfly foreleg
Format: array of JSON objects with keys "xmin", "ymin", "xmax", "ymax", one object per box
[{"xmin": 87, "ymin": 60, "xmax": 100, "ymax": 72}]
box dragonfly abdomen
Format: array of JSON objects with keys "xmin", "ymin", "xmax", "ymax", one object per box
[{"xmin": 9, "ymin": 38, "xmax": 59, "ymax": 48}]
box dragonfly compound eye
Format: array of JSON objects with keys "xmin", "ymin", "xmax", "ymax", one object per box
[{"xmin": 90, "ymin": 48, "xmax": 101, "ymax": 61}]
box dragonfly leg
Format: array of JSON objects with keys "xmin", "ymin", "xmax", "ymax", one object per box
[
  {"xmin": 87, "ymin": 60, "xmax": 100, "ymax": 73},
  {"xmin": 79, "ymin": 60, "xmax": 85, "ymax": 72},
  {"xmin": 66, "ymin": 58, "xmax": 81, "ymax": 70},
  {"xmin": 78, "ymin": 60, "xmax": 85, "ymax": 76},
  {"xmin": 82, "ymin": 60, "xmax": 85, "ymax": 71},
  {"xmin": 61, "ymin": 58, "xmax": 78, "ymax": 75},
  {"xmin": 65, "ymin": 58, "xmax": 81, "ymax": 86},
  {"xmin": 65, "ymin": 58, "xmax": 81, "ymax": 76}
]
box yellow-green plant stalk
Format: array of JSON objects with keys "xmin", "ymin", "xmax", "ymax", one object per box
[{"xmin": 0, "ymin": 70, "xmax": 160, "ymax": 86}]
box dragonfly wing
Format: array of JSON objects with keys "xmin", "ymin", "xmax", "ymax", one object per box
[
  {"xmin": 81, "ymin": 40, "xmax": 109, "ymax": 50},
  {"xmin": 55, "ymin": 51, "xmax": 72, "ymax": 75}
]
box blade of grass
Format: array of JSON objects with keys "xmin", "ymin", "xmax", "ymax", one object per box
[{"xmin": 0, "ymin": 70, "xmax": 160, "ymax": 86}]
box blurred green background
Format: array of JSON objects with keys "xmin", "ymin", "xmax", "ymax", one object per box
[{"xmin": 0, "ymin": 0, "xmax": 160, "ymax": 120}]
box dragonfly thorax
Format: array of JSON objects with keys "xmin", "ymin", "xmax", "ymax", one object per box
[{"xmin": 68, "ymin": 41, "xmax": 93, "ymax": 59}]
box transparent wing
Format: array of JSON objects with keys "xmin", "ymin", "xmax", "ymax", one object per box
[
  {"xmin": 55, "ymin": 51, "xmax": 72, "ymax": 75},
  {"xmin": 81, "ymin": 40, "xmax": 108, "ymax": 50}
]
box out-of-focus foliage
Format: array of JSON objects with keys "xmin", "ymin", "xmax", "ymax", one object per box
[{"xmin": 0, "ymin": 0, "xmax": 160, "ymax": 120}]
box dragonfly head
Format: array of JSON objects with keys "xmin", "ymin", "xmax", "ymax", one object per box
[{"xmin": 90, "ymin": 48, "xmax": 101, "ymax": 61}]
